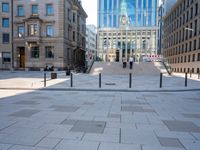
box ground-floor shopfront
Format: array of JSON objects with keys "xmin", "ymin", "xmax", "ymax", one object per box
[{"xmin": 98, "ymin": 28, "xmax": 158, "ymax": 62}]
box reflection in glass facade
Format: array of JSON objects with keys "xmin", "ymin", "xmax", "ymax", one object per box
[{"xmin": 98, "ymin": 0, "xmax": 159, "ymax": 62}]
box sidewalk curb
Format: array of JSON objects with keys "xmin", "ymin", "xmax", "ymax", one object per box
[{"xmin": 0, "ymin": 87, "xmax": 200, "ymax": 93}]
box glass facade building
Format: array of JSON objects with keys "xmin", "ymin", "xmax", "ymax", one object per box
[{"xmin": 97, "ymin": 0, "xmax": 159, "ymax": 62}]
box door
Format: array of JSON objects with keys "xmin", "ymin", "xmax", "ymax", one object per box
[
  {"xmin": 19, "ymin": 48, "xmax": 25, "ymax": 68},
  {"xmin": 116, "ymin": 50, "xmax": 119, "ymax": 62}
]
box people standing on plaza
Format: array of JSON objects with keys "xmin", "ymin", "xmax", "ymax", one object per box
[
  {"xmin": 122, "ymin": 57, "xmax": 126, "ymax": 68},
  {"xmin": 129, "ymin": 56, "xmax": 133, "ymax": 69}
]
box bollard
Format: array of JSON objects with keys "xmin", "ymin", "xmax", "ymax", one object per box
[
  {"xmin": 190, "ymin": 70, "xmax": 192, "ymax": 78},
  {"xmin": 198, "ymin": 73, "xmax": 200, "ymax": 80},
  {"xmin": 160, "ymin": 73, "xmax": 162, "ymax": 88},
  {"xmin": 99, "ymin": 73, "xmax": 101, "ymax": 88},
  {"xmin": 185, "ymin": 73, "xmax": 187, "ymax": 87},
  {"xmin": 44, "ymin": 73, "xmax": 46, "ymax": 87},
  {"xmin": 70, "ymin": 73, "xmax": 73, "ymax": 87},
  {"xmin": 129, "ymin": 73, "xmax": 132, "ymax": 88}
]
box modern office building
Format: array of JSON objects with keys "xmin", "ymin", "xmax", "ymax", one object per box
[
  {"xmin": 86, "ymin": 24, "xmax": 97, "ymax": 66},
  {"xmin": 163, "ymin": 0, "xmax": 200, "ymax": 73},
  {"xmin": 97, "ymin": 0, "xmax": 159, "ymax": 62},
  {"xmin": 0, "ymin": 0, "xmax": 87, "ymax": 70}
]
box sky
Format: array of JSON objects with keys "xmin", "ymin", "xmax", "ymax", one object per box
[{"xmin": 81, "ymin": 0, "xmax": 162, "ymax": 27}]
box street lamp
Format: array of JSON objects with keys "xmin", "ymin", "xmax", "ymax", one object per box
[{"xmin": 185, "ymin": 27, "xmax": 200, "ymax": 34}]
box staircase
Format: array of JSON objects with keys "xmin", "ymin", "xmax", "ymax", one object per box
[{"xmin": 90, "ymin": 61, "xmax": 167, "ymax": 75}]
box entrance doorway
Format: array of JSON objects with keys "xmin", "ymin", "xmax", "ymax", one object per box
[
  {"xmin": 115, "ymin": 50, "xmax": 119, "ymax": 62},
  {"xmin": 19, "ymin": 47, "xmax": 25, "ymax": 68}
]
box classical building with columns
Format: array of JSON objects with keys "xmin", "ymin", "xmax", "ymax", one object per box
[
  {"xmin": 163, "ymin": 0, "xmax": 200, "ymax": 73},
  {"xmin": 0, "ymin": 0, "xmax": 87, "ymax": 70},
  {"xmin": 97, "ymin": 0, "xmax": 159, "ymax": 62}
]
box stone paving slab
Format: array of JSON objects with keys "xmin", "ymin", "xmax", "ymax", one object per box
[
  {"xmin": 9, "ymin": 109, "xmax": 40, "ymax": 118},
  {"xmin": 158, "ymin": 137, "xmax": 184, "ymax": 148},
  {"xmin": 163, "ymin": 120, "xmax": 200, "ymax": 132},
  {"xmin": 0, "ymin": 90, "xmax": 200, "ymax": 150},
  {"xmin": 54, "ymin": 140, "xmax": 99, "ymax": 150}
]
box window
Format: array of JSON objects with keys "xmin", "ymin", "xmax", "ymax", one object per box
[
  {"xmin": 195, "ymin": 3, "xmax": 198, "ymax": 16},
  {"xmin": 73, "ymin": 12, "xmax": 76, "ymax": 23},
  {"xmin": 197, "ymin": 53, "xmax": 200, "ymax": 61},
  {"xmin": 73, "ymin": 31, "xmax": 75, "ymax": 41},
  {"xmin": 17, "ymin": 5, "xmax": 24, "ymax": 16},
  {"xmin": 194, "ymin": 40, "xmax": 196, "ymax": 50},
  {"xmin": 189, "ymin": 41, "xmax": 192, "ymax": 51},
  {"xmin": 190, "ymin": 7, "xmax": 193, "ymax": 19},
  {"xmin": 2, "ymin": 33, "xmax": 9, "ymax": 43},
  {"xmin": 188, "ymin": 55, "xmax": 190, "ymax": 62},
  {"xmin": 2, "ymin": 18, "xmax": 9, "ymax": 27},
  {"xmin": 28, "ymin": 24, "xmax": 38, "ymax": 36},
  {"xmin": 46, "ymin": 25, "xmax": 53, "ymax": 37},
  {"xmin": 2, "ymin": 52, "xmax": 11, "ymax": 63},
  {"xmin": 18, "ymin": 26, "xmax": 24, "ymax": 37},
  {"xmin": 2, "ymin": 3, "xmax": 9, "ymax": 12},
  {"xmin": 45, "ymin": 46, "xmax": 54, "ymax": 58},
  {"xmin": 31, "ymin": 47, "xmax": 39, "ymax": 58},
  {"xmin": 46, "ymin": 4, "xmax": 53, "ymax": 15},
  {"xmin": 32, "ymin": 5, "xmax": 38, "ymax": 15},
  {"xmin": 192, "ymin": 54, "xmax": 195, "ymax": 62}
]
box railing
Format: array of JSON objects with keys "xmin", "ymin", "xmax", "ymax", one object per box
[
  {"xmin": 86, "ymin": 60, "xmax": 95, "ymax": 74},
  {"xmin": 162, "ymin": 59, "xmax": 172, "ymax": 75}
]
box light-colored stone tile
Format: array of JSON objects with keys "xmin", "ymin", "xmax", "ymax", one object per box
[
  {"xmin": 83, "ymin": 133, "xmax": 119, "ymax": 143},
  {"xmin": 54, "ymin": 140, "xmax": 99, "ymax": 150},
  {"xmin": 36, "ymin": 137, "xmax": 61, "ymax": 148},
  {"xmin": 98, "ymin": 142, "xmax": 141, "ymax": 150}
]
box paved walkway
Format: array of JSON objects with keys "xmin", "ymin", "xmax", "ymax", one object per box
[
  {"xmin": 0, "ymin": 89, "xmax": 200, "ymax": 150},
  {"xmin": 0, "ymin": 70, "xmax": 200, "ymax": 150},
  {"xmin": 0, "ymin": 71, "xmax": 199, "ymax": 91}
]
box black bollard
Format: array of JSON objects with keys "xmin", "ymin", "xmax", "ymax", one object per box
[
  {"xmin": 160, "ymin": 73, "xmax": 162, "ymax": 88},
  {"xmin": 190, "ymin": 70, "xmax": 192, "ymax": 78},
  {"xmin": 198, "ymin": 73, "xmax": 200, "ymax": 80},
  {"xmin": 185, "ymin": 73, "xmax": 187, "ymax": 87},
  {"xmin": 129, "ymin": 73, "xmax": 132, "ymax": 88},
  {"xmin": 44, "ymin": 73, "xmax": 46, "ymax": 87},
  {"xmin": 70, "ymin": 73, "xmax": 73, "ymax": 87},
  {"xmin": 99, "ymin": 73, "xmax": 101, "ymax": 88}
]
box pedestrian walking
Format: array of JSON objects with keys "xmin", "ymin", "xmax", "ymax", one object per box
[
  {"xmin": 129, "ymin": 56, "xmax": 133, "ymax": 69},
  {"xmin": 122, "ymin": 57, "xmax": 126, "ymax": 68}
]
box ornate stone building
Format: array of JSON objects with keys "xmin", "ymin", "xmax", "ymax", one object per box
[
  {"xmin": 0, "ymin": 0, "xmax": 87, "ymax": 70},
  {"xmin": 163, "ymin": 0, "xmax": 200, "ymax": 73}
]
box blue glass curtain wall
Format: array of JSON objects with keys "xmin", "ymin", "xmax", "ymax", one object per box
[{"xmin": 98, "ymin": 0, "xmax": 158, "ymax": 28}]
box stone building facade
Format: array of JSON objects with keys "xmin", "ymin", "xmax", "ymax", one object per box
[
  {"xmin": 163, "ymin": 0, "xmax": 200, "ymax": 73},
  {"xmin": 0, "ymin": 0, "xmax": 87, "ymax": 70},
  {"xmin": 0, "ymin": 1, "xmax": 13, "ymax": 70}
]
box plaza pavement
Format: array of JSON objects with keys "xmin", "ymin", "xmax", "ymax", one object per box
[{"xmin": 0, "ymin": 69, "xmax": 200, "ymax": 150}]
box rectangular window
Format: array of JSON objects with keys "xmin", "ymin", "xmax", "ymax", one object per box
[
  {"xmin": 198, "ymin": 53, "xmax": 200, "ymax": 61},
  {"xmin": 73, "ymin": 12, "xmax": 76, "ymax": 23},
  {"xmin": 28, "ymin": 24, "xmax": 38, "ymax": 36},
  {"xmin": 73, "ymin": 31, "xmax": 75, "ymax": 41},
  {"xmin": 189, "ymin": 41, "xmax": 192, "ymax": 51},
  {"xmin": 45, "ymin": 46, "xmax": 54, "ymax": 58},
  {"xmin": 194, "ymin": 40, "xmax": 196, "ymax": 50},
  {"xmin": 46, "ymin": 4, "xmax": 53, "ymax": 15},
  {"xmin": 192, "ymin": 54, "xmax": 195, "ymax": 62},
  {"xmin": 46, "ymin": 25, "xmax": 53, "ymax": 37},
  {"xmin": 2, "ymin": 52, "xmax": 11, "ymax": 63},
  {"xmin": 2, "ymin": 33, "xmax": 9, "ymax": 43},
  {"xmin": 18, "ymin": 26, "xmax": 25, "ymax": 37},
  {"xmin": 31, "ymin": 47, "xmax": 39, "ymax": 58},
  {"xmin": 2, "ymin": 3, "xmax": 9, "ymax": 12},
  {"xmin": 2, "ymin": 18, "xmax": 9, "ymax": 27},
  {"xmin": 188, "ymin": 55, "xmax": 190, "ymax": 62},
  {"xmin": 195, "ymin": 3, "xmax": 198, "ymax": 16},
  {"xmin": 32, "ymin": 5, "xmax": 38, "ymax": 15},
  {"xmin": 17, "ymin": 5, "xmax": 24, "ymax": 16}
]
